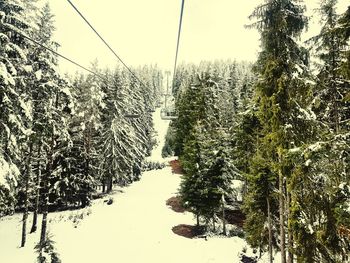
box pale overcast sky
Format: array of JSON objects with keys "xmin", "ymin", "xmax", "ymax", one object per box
[{"xmin": 46, "ymin": 0, "xmax": 348, "ymax": 74}]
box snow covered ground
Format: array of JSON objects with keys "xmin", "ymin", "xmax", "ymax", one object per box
[
  {"xmin": 146, "ymin": 108, "xmax": 171, "ymax": 162},
  {"xmin": 0, "ymin": 108, "xmax": 275, "ymax": 263}
]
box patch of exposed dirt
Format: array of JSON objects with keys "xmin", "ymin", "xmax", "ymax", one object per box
[
  {"xmin": 224, "ymin": 209, "xmax": 246, "ymax": 228},
  {"xmin": 172, "ymin": 224, "xmax": 206, "ymax": 239},
  {"xmin": 240, "ymin": 254, "xmax": 257, "ymax": 263},
  {"xmin": 169, "ymin": 160, "xmax": 183, "ymax": 174},
  {"xmin": 166, "ymin": 196, "xmax": 187, "ymax": 213}
]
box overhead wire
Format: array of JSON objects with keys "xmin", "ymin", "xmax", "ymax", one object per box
[
  {"xmin": 65, "ymin": 0, "xmax": 148, "ymax": 89},
  {"xmin": 21, "ymin": 0, "xmax": 186, "ymax": 93},
  {"xmin": 172, "ymin": 0, "xmax": 185, "ymax": 90},
  {"xmin": 18, "ymin": 31, "xmax": 108, "ymax": 82},
  {"xmin": 19, "ymin": 31, "xmax": 143, "ymax": 118},
  {"xmin": 23, "ymin": 0, "xmax": 186, "ymax": 117}
]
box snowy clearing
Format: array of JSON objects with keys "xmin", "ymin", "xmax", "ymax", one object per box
[
  {"xmin": 0, "ymin": 109, "xmax": 275, "ymax": 263},
  {"xmin": 0, "ymin": 168, "xmax": 249, "ymax": 263}
]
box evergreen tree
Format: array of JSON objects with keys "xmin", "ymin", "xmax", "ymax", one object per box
[
  {"xmin": 35, "ymin": 234, "xmax": 61, "ymax": 263},
  {"xmin": 179, "ymin": 72, "xmax": 237, "ymax": 226},
  {"xmin": 100, "ymin": 70, "xmax": 135, "ymax": 189},
  {"xmin": 0, "ymin": 0, "xmax": 33, "ymax": 217},
  {"xmin": 173, "ymin": 74, "xmax": 205, "ymax": 155},
  {"xmin": 27, "ymin": 2, "xmax": 58, "ymax": 234},
  {"xmin": 21, "ymin": 2, "xmax": 58, "ymax": 245},
  {"xmin": 18, "ymin": 2, "xmax": 74, "ymax": 249},
  {"xmin": 243, "ymin": 154, "xmax": 278, "ymax": 261},
  {"xmin": 289, "ymin": 2, "xmax": 350, "ymax": 261},
  {"xmin": 247, "ymin": 1, "xmax": 311, "ymax": 262},
  {"xmin": 310, "ymin": 0, "xmax": 348, "ymax": 133}
]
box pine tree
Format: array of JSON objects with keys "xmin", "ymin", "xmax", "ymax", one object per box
[
  {"xmin": 247, "ymin": 1, "xmax": 310, "ymax": 262},
  {"xmin": 243, "ymin": 153, "xmax": 277, "ymax": 261},
  {"xmin": 35, "ymin": 234, "xmax": 61, "ymax": 263},
  {"xmin": 173, "ymin": 73, "xmax": 205, "ymax": 156},
  {"xmin": 63, "ymin": 66, "xmax": 102, "ymax": 200},
  {"xmin": 310, "ymin": 0, "xmax": 348, "ymax": 133},
  {"xmin": 27, "ymin": 2, "xmax": 58, "ymax": 234},
  {"xmin": 20, "ymin": 1, "xmax": 56, "ymax": 245},
  {"xmin": 290, "ymin": 2, "xmax": 350, "ymax": 261},
  {"xmin": 18, "ymin": 2, "xmax": 74, "ymax": 249},
  {"xmin": 100, "ymin": 73, "xmax": 134, "ymax": 188},
  {"xmin": 179, "ymin": 123, "xmax": 204, "ymax": 222},
  {"xmin": 179, "ymin": 72, "xmax": 237, "ymax": 226},
  {"xmin": 0, "ymin": 0, "xmax": 33, "ymax": 217}
]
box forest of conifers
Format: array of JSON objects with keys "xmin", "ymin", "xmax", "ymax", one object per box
[
  {"xmin": 0, "ymin": 0, "xmax": 349, "ymax": 263},
  {"xmin": 0, "ymin": 0, "xmax": 164, "ymax": 259},
  {"xmin": 163, "ymin": 1, "xmax": 350, "ymax": 262}
]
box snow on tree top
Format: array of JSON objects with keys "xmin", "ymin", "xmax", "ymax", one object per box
[
  {"xmin": 0, "ymin": 62, "xmax": 15, "ymax": 86},
  {"xmin": 0, "ymin": 157, "xmax": 19, "ymax": 190}
]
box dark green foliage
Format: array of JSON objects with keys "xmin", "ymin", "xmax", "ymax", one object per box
[
  {"xmin": 35, "ymin": 235, "xmax": 61, "ymax": 263},
  {"xmin": 179, "ymin": 128, "xmax": 202, "ymax": 214},
  {"xmin": 162, "ymin": 123, "xmax": 176, "ymax": 158},
  {"xmin": 287, "ymin": 138, "xmax": 350, "ymax": 262},
  {"xmin": 233, "ymin": 112, "xmax": 260, "ymax": 187},
  {"xmin": 0, "ymin": 1, "xmax": 348, "ymax": 261},
  {"xmin": 244, "ymin": 1, "xmax": 312, "ymax": 262},
  {"xmin": 172, "ymin": 75, "xmax": 206, "ymax": 156},
  {"xmin": 198, "ymin": 146, "xmax": 236, "ymax": 219},
  {"xmin": 292, "ymin": 1, "xmax": 350, "ymax": 261},
  {"xmin": 240, "ymin": 2, "xmax": 350, "ymax": 261},
  {"xmin": 309, "ymin": 0, "xmax": 349, "ymax": 134},
  {"xmin": 0, "ymin": 185, "xmax": 16, "ymax": 216},
  {"xmin": 174, "ymin": 63, "xmax": 250, "ymax": 225},
  {"xmin": 243, "ymin": 154, "xmax": 278, "ymax": 250}
]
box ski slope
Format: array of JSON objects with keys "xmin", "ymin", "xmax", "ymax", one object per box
[
  {"xmin": 0, "ymin": 108, "xmax": 273, "ymax": 263},
  {"xmin": 146, "ymin": 108, "xmax": 171, "ymax": 162}
]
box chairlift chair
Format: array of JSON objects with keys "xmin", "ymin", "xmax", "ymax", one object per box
[{"xmin": 160, "ymin": 108, "xmax": 177, "ymax": 120}]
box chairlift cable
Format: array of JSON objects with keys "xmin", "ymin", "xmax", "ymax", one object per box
[
  {"xmin": 18, "ymin": 32, "xmax": 108, "ymax": 82},
  {"xmin": 160, "ymin": 0, "xmax": 185, "ymax": 121},
  {"xmin": 66, "ymin": 0, "xmax": 148, "ymax": 89},
  {"xmin": 171, "ymin": 0, "xmax": 185, "ymax": 91},
  {"xmin": 18, "ymin": 32, "xmax": 141, "ymax": 119}
]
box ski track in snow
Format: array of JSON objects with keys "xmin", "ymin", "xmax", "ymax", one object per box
[{"xmin": 0, "ymin": 108, "xmax": 262, "ymax": 263}]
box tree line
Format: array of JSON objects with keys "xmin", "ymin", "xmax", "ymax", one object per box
[
  {"xmin": 0, "ymin": 0, "xmax": 162, "ymax": 261},
  {"xmin": 165, "ymin": 1, "xmax": 350, "ymax": 262}
]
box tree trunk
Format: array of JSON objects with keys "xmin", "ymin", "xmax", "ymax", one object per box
[
  {"xmin": 287, "ymin": 191, "xmax": 293, "ymax": 263},
  {"xmin": 330, "ymin": 28, "xmax": 340, "ymax": 134},
  {"xmin": 243, "ymin": 147, "xmax": 249, "ymax": 201},
  {"xmin": 212, "ymin": 214, "xmax": 216, "ymax": 231},
  {"xmin": 196, "ymin": 214, "xmax": 200, "ymax": 226},
  {"xmin": 222, "ymin": 194, "xmax": 226, "ymax": 235},
  {"xmin": 243, "ymin": 177, "xmax": 248, "ymax": 202},
  {"xmin": 30, "ymin": 143, "xmax": 41, "ymax": 233},
  {"xmin": 39, "ymin": 204, "xmax": 48, "ymax": 245},
  {"xmin": 107, "ymin": 176, "xmax": 113, "ymax": 193},
  {"xmin": 21, "ymin": 143, "xmax": 33, "ymax": 247},
  {"xmin": 21, "ymin": 204, "xmax": 28, "ymax": 248},
  {"xmin": 39, "ymin": 169, "xmax": 49, "ymax": 247},
  {"xmin": 39, "ymin": 135, "xmax": 54, "ymax": 247},
  {"xmin": 279, "ymin": 161, "xmax": 286, "ymax": 263},
  {"xmin": 267, "ymin": 196, "xmax": 273, "ymax": 263},
  {"xmin": 222, "ymin": 208, "xmax": 226, "ymax": 235}
]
